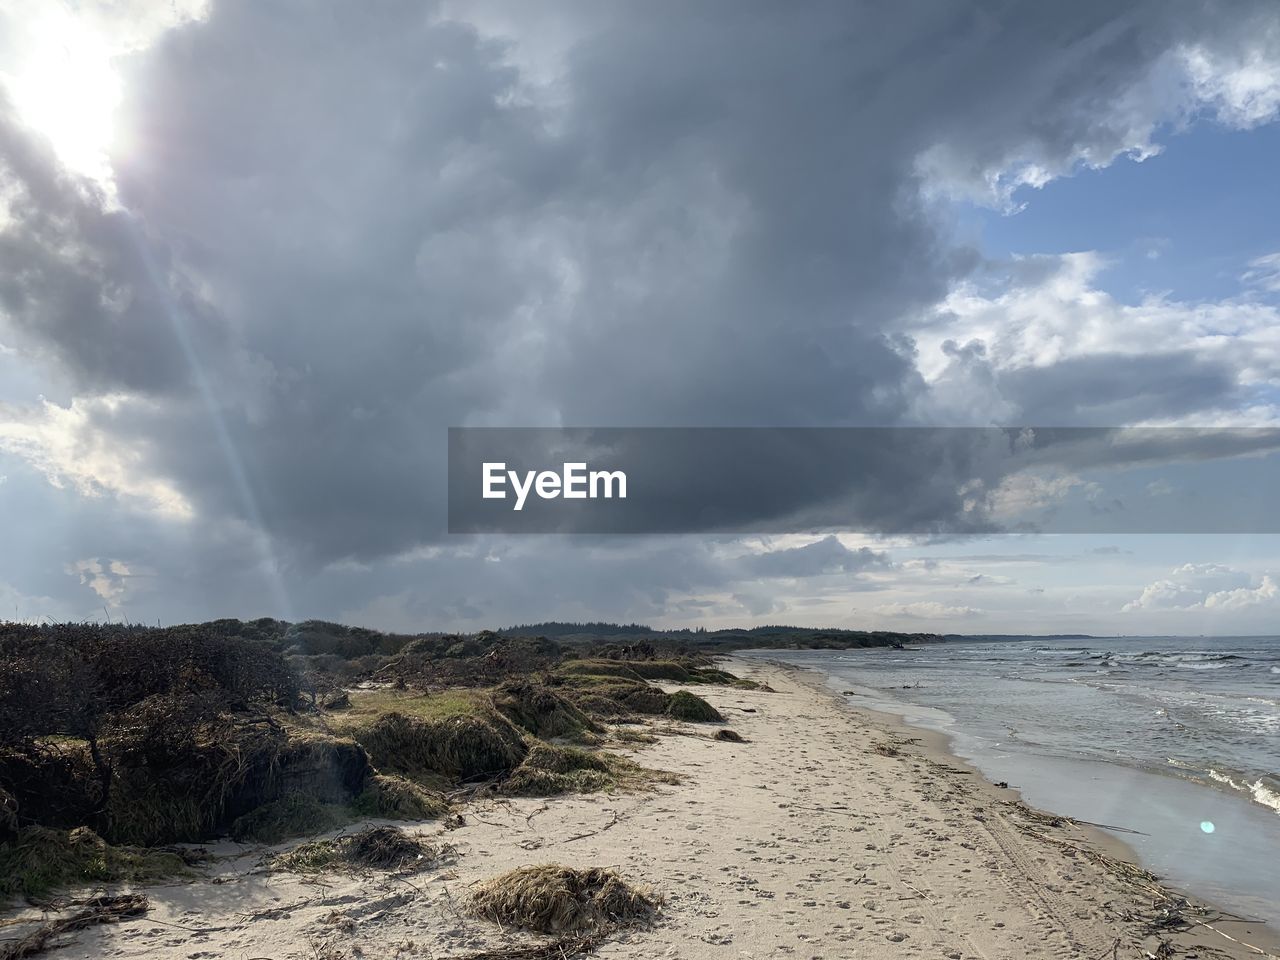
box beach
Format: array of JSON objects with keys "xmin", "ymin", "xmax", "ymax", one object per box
[{"xmin": 12, "ymin": 657, "xmax": 1276, "ymax": 960}]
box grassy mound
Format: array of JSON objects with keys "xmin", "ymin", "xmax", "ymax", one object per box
[
  {"xmin": 492, "ymin": 682, "xmax": 603, "ymax": 741},
  {"xmin": 101, "ymin": 716, "xmax": 369, "ymax": 846},
  {"xmin": 0, "ymin": 827, "xmax": 190, "ymax": 898},
  {"xmin": 556, "ymin": 677, "xmax": 672, "ymax": 719},
  {"xmin": 665, "ymin": 690, "xmax": 723, "ymax": 723},
  {"xmin": 352, "ymin": 774, "xmax": 448, "ymax": 820},
  {"xmin": 559, "ymin": 657, "xmax": 765, "ymax": 688},
  {"xmin": 556, "ymin": 660, "xmax": 644, "ymax": 681},
  {"xmin": 228, "ymin": 794, "xmax": 350, "ymax": 844},
  {"xmin": 501, "ymin": 744, "xmax": 679, "ymax": 797},
  {"xmin": 501, "ymin": 744, "xmax": 614, "ymax": 797},
  {"xmin": 273, "ymin": 825, "xmax": 446, "ymax": 874},
  {"xmin": 470, "ymin": 864, "xmax": 659, "ymax": 934},
  {"xmin": 355, "ymin": 710, "xmax": 527, "ymax": 783}
]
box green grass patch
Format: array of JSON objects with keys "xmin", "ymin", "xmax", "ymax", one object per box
[{"xmin": 330, "ymin": 689, "xmax": 491, "ymax": 729}]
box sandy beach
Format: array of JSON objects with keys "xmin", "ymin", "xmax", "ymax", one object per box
[{"xmin": 10, "ymin": 657, "xmax": 1276, "ymax": 960}]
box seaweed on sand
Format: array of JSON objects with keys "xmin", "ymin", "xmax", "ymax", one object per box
[
  {"xmin": 469, "ymin": 864, "xmax": 659, "ymax": 934},
  {"xmin": 273, "ymin": 825, "xmax": 450, "ymax": 874}
]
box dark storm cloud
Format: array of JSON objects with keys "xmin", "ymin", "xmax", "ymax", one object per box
[{"xmin": 4, "ymin": 0, "xmax": 1280, "ymax": 623}]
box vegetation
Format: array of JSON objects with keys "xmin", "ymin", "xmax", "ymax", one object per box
[
  {"xmin": 0, "ymin": 614, "xmax": 801, "ymax": 897},
  {"xmin": 0, "ymin": 827, "xmax": 191, "ymax": 898},
  {"xmin": 665, "ymin": 690, "xmax": 724, "ymax": 723},
  {"xmin": 352, "ymin": 774, "xmax": 449, "ymax": 820},
  {"xmin": 470, "ymin": 864, "xmax": 660, "ymax": 934},
  {"xmin": 353, "ymin": 710, "xmax": 528, "ymax": 784},
  {"xmin": 272, "ymin": 825, "xmax": 447, "ymax": 874}
]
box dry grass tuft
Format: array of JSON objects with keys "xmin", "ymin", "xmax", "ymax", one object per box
[
  {"xmin": 492, "ymin": 683, "xmax": 603, "ymax": 741},
  {"xmin": 470, "ymin": 864, "xmax": 659, "ymax": 934}
]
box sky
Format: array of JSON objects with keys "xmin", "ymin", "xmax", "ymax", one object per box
[{"xmin": 2, "ymin": 0, "xmax": 1280, "ymax": 636}]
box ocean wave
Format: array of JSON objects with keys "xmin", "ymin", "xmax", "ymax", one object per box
[{"xmin": 1207, "ymin": 769, "xmax": 1280, "ymax": 816}]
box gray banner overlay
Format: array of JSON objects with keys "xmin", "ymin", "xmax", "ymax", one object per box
[{"xmin": 448, "ymin": 427, "xmax": 1280, "ymax": 534}]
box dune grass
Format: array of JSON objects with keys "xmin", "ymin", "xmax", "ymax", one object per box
[
  {"xmin": 665, "ymin": 690, "xmax": 724, "ymax": 723},
  {"xmin": 0, "ymin": 827, "xmax": 191, "ymax": 899},
  {"xmin": 351, "ymin": 773, "xmax": 449, "ymax": 820}
]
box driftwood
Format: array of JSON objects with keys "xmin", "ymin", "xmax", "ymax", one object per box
[{"xmin": 0, "ymin": 894, "xmax": 147, "ymax": 960}]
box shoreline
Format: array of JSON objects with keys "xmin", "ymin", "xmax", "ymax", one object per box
[
  {"xmin": 747, "ymin": 654, "xmax": 1280, "ymax": 958},
  {"xmin": 9, "ymin": 657, "xmax": 1277, "ymax": 959}
]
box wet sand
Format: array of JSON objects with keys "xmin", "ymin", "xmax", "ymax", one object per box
[{"xmin": 13, "ymin": 657, "xmax": 1278, "ymax": 959}]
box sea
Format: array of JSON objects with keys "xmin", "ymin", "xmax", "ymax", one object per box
[{"xmin": 742, "ymin": 636, "xmax": 1280, "ymax": 923}]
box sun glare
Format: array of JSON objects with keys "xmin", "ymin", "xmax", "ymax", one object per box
[{"xmin": 6, "ymin": 11, "xmax": 123, "ymax": 189}]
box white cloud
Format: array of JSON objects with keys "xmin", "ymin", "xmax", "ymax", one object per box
[
  {"xmin": 1123, "ymin": 562, "xmax": 1276, "ymax": 612},
  {"xmin": 913, "ymin": 252, "xmax": 1280, "ymax": 425},
  {"xmin": 1243, "ymin": 252, "xmax": 1280, "ymax": 294},
  {"xmin": 66, "ymin": 556, "xmax": 152, "ymax": 609},
  {"xmin": 872, "ymin": 600, "xmax": 982, "ymax": 620},
  {"xmin": 0, "ymin": 395, "xmax": 194, "ymax": 518},
  {"xmin": 1181, "ymin": 42, "xmax": 1280, "ymax": 128}
]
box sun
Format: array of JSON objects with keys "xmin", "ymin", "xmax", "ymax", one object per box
[{"xmin": 6, "ymin": 10, "xmax": 123, "ymax": 189}]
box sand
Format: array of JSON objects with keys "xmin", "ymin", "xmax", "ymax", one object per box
[{"xmin": 8, "ymin": 657, "xmax": 1276, "ymax": 960}]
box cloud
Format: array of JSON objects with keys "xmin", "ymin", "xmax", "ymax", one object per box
[
  {"xmin": 1243, "ymin": 252, "xmax": 1280, "ymax": 294},
  {"xmin": 66, "ymin": 556, "xmax": 152, "ymax": 608},
  {"xmin": 1122, "ymin": 562, "xmax": 1275, "ymax": 611},
  {"xmin": 872, "ymin": 601, "xmax": 982, "ymax": 620},
  {"xmin": 3, "ymin": 1, "xmax": 1280, "ymax": 625},
  {"xmin": 0, "ymin": 394, "xmax": 193, "ymax": 517},
  {"xmin": 912, "ymin": 252, "xmax": 1280, "ymax": 426}
]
